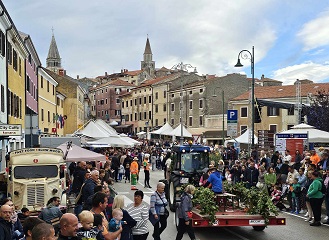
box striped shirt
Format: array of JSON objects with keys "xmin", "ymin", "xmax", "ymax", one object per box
[
  {"xmin": 125, "ymin": 202, "xmax": 149, "ymax": 236},
  {"xmin": 150, "ymin": 191, "xmax": 168, "ymax": 215}
]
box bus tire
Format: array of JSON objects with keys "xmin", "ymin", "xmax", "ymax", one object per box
[{"xmin": 252, "ymin": 226, "xmax": 265, "ymax": 231}]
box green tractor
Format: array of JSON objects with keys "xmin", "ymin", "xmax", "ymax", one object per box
[{"xmin": 167, "ymin": 145, "xmax": 210, "ymax": 212}]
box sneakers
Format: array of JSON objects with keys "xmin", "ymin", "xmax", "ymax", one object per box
[
  {"xmin": 299, "ymin": 209, "xmax": 305, "ymax": 214},
  {"xmin": 305, "ymin": 217, "xmax": 313, "ymax": 222},
  {"xmin": 290, "ymin": 210, "xmax": 295, "ymax": 213},
  {"xmin": 295, "ymin": 211, "xmax": 299, "ymax": 214},
  {"xmin": 322, "ymin": 221, "xmax": 329, "ymax": 225},
  {"xmin": 304, "ymin": 212, "xmax": 309, "ymax": 217},
  {"xmin": 324, "ymin": 216, "xmax": 329, "ymax": 221}
]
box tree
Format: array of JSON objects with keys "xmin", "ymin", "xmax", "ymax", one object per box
[{"xmin": 306, "ymin": 89, "xmax": 329, "ymax": 132}]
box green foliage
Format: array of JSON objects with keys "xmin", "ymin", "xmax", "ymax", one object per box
[
  {"xmin": 209, "ymin": 152, "xmax": 222, "ymax": 166},
  {"xmin": 223, "ymin": 181, "xmax": 279, "ymax": 225},
  {"xmin": 192, "ymin": 187, "xmax": 219, "ymax": 223}
]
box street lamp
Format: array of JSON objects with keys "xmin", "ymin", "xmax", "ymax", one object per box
[
  {"xmin": 234, "ymin": 46, "xmax": 255, "ymax": 148},
  {"xmin": 171, "ymin": 62, "xmax": 197, "ymax": 145},
  {"xmin": 212, "ymin": 89, "xmax": 225, "ymax": 145}
]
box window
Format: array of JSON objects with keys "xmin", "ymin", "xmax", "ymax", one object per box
[
  {"xmin": 155, "ymin": 92, "xmax": 158, "ymax": 100},
  {"xmin": 240, "ymin": 125, "xmax": 248, "ymax": 134},
  {"xmin": 41, "ymin": 109, "xmax": 44, "ymax": 121},
  {"xmin": 19, "ymin": 58, "xmax": 22, "ymax": 76},
  {"xmin": 171, "ymin": 103, "xmax": 175, "ymax": 112},
  {"xmin": 53, "ymin": 85, "xmax": 55, "ymax": 95},
  {"xmin": 48, "ymin": 111, "xmax": 50, "ymax": 122},
  {"xmin": 287, "ymin": 108, "xmax": 294, "ymax": 115},
  {"xmin": 149, "ymin": 111, "xmax": 151, "ymax": 120},
  {"xmin": 116, "ymin": 98, "xmax": 120, "ymax": 104},
  {"xmin": 139, "ymin": 112, "xmax": 142, "ymax": 120},
  {"xmin": 189, "ymin": 116, "xmax": 193, "ymax": 126},
  {"xmin": 171, "ymin": 93, "xmax": 174, "ymax": 98},
  {"xmin": 199, "ymin": 99, "xmax": 203, "ymax": 109},
  {"xmin": 189, "ymin": 100, "xmax": 193, "ymax": 110},
  {"xmin": 13, "ymin": 49, "xmax": 17, "ymax": 71},
  {"xmin": 287, "ymin": 124, "xmax": 294, "ymax": 130},
  {"xmin": 126, "ymin": 101, "xmax": 128, "ymax": 107},
  {"xmin": 47, "ymin": 81, "xmax": 50, "ymax": 92},
  {"xmin": 130, "ymin": 114, "xmax": 132, "ymax": 121},
  {"xmin": 121, "ymin": 101, "xmax": 124, "ymax": 108},
  {"xmin": 241, "ymin": 107, "xmax": 248, "ymax": 117},
  {"xmin": 41, "ymin": 76, "xmax": 44, "ymax": 88},
  {"xmin": 164, "ymin": 118, "xmax": 166, "ymax": 123},
  {"xmin": 1, "ymin": 85, "xmax": 4, "ymax": 112},
  {"xmin": 200, "ymin": 89, "xmax": 203, "ymax": 93},
  {"xmin": 105, "ymin": 98, "xmax": 108, "ymax": 104},
  {"xmin": 139, "ymin": 98, "xmax": 141, "ymax": 105},
  {"xmin": 164, "ymin": 90, "xmax": 166, "ymax": 98},
  {"xmin": 155, "ymin": 104, "xmax": 158, "ymax": 113},
  {"xmin": 171, "ymin": 118, "xmax": 174, "ymax": 125},
  {"xmin": 26, "ymin": 76, "xmax": 30, "ymax": 93},
  {"xmin": 269, "ymin": 124, "xmax": 277, "ymax": 133},
  {"xmin": 97, "ymin": 111, "xmax": 100, "ymax": 117},
  {"xmin": 7, "ymin": 41, "xmax": 12, "ymax": 65},
  {"xmin": 267, "ymin": 107, "xmax": 279, "ymax": 116},
  {"xmin": 53, "ymin": 113, "xmax": 55, "ymax": 123},
  {"xmin": 134, "ymin": 99, "xmax": 137, "ymax": 105},
  {"xmin": 0, "ymin": 30, "xmax": 5, "ymax": 57},
  {"xmin": 135, "ymin": 113, "xmax": 137, "ymax": 121},
  {"xmin": 199, "ymin": 116, "xmax": 203, "ymax": 126},
  {"xmin": 189, "ymin": 90, "xmax": 192, "ymax": 95},
  {"xmin": 149, "ymin": 96, "xmax": 152, "ymax": 103},
  {"xmin": 155, "ymin": 119, "xmax": 158, "ymax": 126},
  {"xmin": 163, "ymin": 104, "xmax": 166, "ymax": 112},
  {"xmin": 130, "ymin": 100, "xmax": 132, "ymax": 106},
  {"xmin": 144, "ymin": 96, "xmax": 147, "ymax": 104}
]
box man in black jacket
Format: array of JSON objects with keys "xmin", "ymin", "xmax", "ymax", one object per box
[
  {"xmin": 71, "ymin": 161, "xmax": 87, "ymax": 195},
  {"xmin": 0, "ymin": 205, "xmax": 13, "ymax": 240},
  {"xmin": 245, "ymin": 160, "xmax": 259, "ymax": 189},
  {"xmin": 111, "ymin": 153, "xmax": 120, "ymax": 182}
]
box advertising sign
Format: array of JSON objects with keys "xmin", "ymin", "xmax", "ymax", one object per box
[{"xmin": 0, "ymin": 124, "xmax": 22, "ymax": 136}]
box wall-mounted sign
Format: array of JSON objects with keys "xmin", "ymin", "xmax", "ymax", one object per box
[{"xmin": 0, "ymin": 124, "xmax": 22, "ymax": 136}]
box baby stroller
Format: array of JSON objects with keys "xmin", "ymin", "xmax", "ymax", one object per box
[{"xmin": 271, "ymin": 184, "xmax": 289, "ymax": 211}]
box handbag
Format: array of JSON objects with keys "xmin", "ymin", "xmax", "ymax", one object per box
[
  {"xmin": 156, "ymin": 192, "xmax": 170, "ymax": 219},
  {"xmin": 75, "ymin": 183, "xmax": 86, "ymax": 203},
  {"xmin": 149, "ymin": 209, "xmax": 160, "ymax": 226},
  {"xmin": 256, "ymin": 182, "xmax": 264, "ymax": 189}
]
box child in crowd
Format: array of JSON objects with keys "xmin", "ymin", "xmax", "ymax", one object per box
[
  {"xmin": 77, "ymin": 210, "xmax": 104, "ymax": 240},
  {"xmin": 290, "ymin": 177, "xmax": 301, "ymax": 214},
  {"xmin": 271, "ymin": 185, "xmax": 282, "ymax": 205},
  {"xmin": 118, "ymin": 164, "xmax": 125, "ymax": 181},
  {"xmin": 108, "ymin": 208, "xmax": 125, "ymax": 240}
]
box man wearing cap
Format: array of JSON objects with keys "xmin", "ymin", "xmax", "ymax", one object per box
[{"xmin": 130, "ymin": 157, "xmax": 139, "ymax": 190}]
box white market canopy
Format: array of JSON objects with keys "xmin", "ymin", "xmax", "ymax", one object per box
[
  {"xmin": 150, "ymin": 122, "xmax": 174, "ymax": 135},
  {"xmin": 168, "ymin": 124, "xmax": 192, "ymax": 138},
  {"xmin": 279, "ymin": 123, "xmax": 329, "ymax": 143},
  {"xmin": 225, "ymin": 129, "xmax": 258, "ymax": 144},
  {"xmin": 57, "ymin": 143, "xmax": 106, "ymax": 162},
  {"xmin": 74, "ymin": 119, "xmax": 117, "ymax": 139},
  {"xmin": 86, "ymin": 135, "xmax": 135, "ymax": 148}
]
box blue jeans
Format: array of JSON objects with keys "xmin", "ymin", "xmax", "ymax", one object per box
[{"xmin": 292, "ymin": 197, "xmax": 300, "ymax": 212}]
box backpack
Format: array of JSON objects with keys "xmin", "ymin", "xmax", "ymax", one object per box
[{"xmin": 321, "ymin": 180, "xmax": 327, "ymax": 195}]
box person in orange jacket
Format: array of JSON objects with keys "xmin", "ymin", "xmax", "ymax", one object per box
[{"xmin": 130, "ymin": 157, "xmax": 139, "ymax": 190}]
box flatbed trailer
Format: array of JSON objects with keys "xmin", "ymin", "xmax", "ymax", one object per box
[{"xmin": 175, "ymin": 193, "xmax": 286, "ymax": 231}]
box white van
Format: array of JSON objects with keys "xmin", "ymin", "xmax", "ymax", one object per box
[{"xmin": 7, "ymin": 148, "xmax": 67, "ymax": 211}]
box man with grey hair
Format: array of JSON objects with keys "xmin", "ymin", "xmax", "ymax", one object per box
[
  {"xmin": 81, "ymin": 170, "xmax": 100, "ymax": 206},
  {"xmin": 0, "ymin": 204, "xmax": 13, "ymax": 240}
]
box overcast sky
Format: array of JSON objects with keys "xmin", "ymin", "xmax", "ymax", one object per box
[{"xmin": 3, "ymin": 0, "xmax": 329, "ymax": 85}]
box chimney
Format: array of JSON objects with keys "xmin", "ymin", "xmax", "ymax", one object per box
[
  {"xmin": 58, "ymin": 69, "xmax": 64, "ymax": 76},
  {"xmin": 105, "ymin": 72, "xmax": 108, "ymax": 76},
  {"xmin": 261, "ymin": 74, "xmax": 265, "ymax": 80},
  {"xmin": 77, "ymin": 75, "xmax": 79, "ymax": 79}
]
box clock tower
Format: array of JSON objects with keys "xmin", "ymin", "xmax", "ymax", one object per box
[{"xmin": 141, "ymin": 37, "xmax": 155, "ymax": 77}]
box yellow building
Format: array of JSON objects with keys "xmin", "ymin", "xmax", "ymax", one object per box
[
  {"xmin": 44, "ymin": 68, "xmax": 85, "ymax": 134},
  {"xmin": 7, "ymin": 27, "xmax": 28, "ymax": 128},
  {"xmin": 38, "ymin": 67, "xmax": 63, "ymax": 136}
]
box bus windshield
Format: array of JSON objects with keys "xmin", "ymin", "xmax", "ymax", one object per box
[
  {"xmin": 14, "ymin": 165, "xmax": 58, "ymax": 179},
  {"xmin": 180, "ymin": 152, "xmax": 208, "ymax": 172}
]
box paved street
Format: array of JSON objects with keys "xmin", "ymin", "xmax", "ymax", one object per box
[{"xmin": 112, "ymin": 169, "xmax": 329, "ymax": 240}]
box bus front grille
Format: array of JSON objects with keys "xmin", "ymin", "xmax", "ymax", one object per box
[{"xmin": 27, "ymin": 184, "xmax": 45, "ymax": 207}]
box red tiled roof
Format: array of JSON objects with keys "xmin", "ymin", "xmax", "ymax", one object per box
[
  {"xmin": 232, "ymin": 82, "xmax": 329, "ymax": 101},
  {"xmin": 110, "ymin": 79, "xmax": 135, "ymax": 87},
  {"xmin": 125, "ymin": 70, "xmax": 143, "ymax": 76}
]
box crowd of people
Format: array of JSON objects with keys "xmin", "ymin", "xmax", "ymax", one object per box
[{"xmin": 1, "ymin": 142, "xmax": 329, "ymax": 240}]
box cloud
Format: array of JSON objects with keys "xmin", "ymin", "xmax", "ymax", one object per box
[
  {"xmin": 298, "ymin": 8, "xmax": 329, "ymax": 51},
  {"xmin": 273, "ymin": 61, "xmax": 329, "ymax": 85}
]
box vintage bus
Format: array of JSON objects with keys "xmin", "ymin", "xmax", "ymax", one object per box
[{"xmin": 7, "ymin": 148, "xmax": 67, "ymax": 211}]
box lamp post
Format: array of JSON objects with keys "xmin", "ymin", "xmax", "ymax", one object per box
[
  {"xmin": 212, "ymin": 89, "xmax": 225, "ymax": 145},
  {"xmin": 171, "ymin": 62, "xmax": 197, "ymax": 145},
  {"xmin": 234, "ymin": 46, "xmax": 255, "ymax": 148}
]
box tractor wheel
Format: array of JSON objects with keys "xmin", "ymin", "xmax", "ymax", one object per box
[
  {"xmin": 252, "ymin": 226, "xmax": 265, "ymax": 231},
  {"xmin": 174, "ymin": 208, "xmax": 180, "ymax": 230},
  {"xmin": 169, "ymin": 175, "xmax": 180, "ymax": 212}
]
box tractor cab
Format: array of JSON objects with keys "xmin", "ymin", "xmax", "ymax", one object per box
[{"xmin": 168, "ymin": 145, "xmax": 210, "ymax": 211}]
